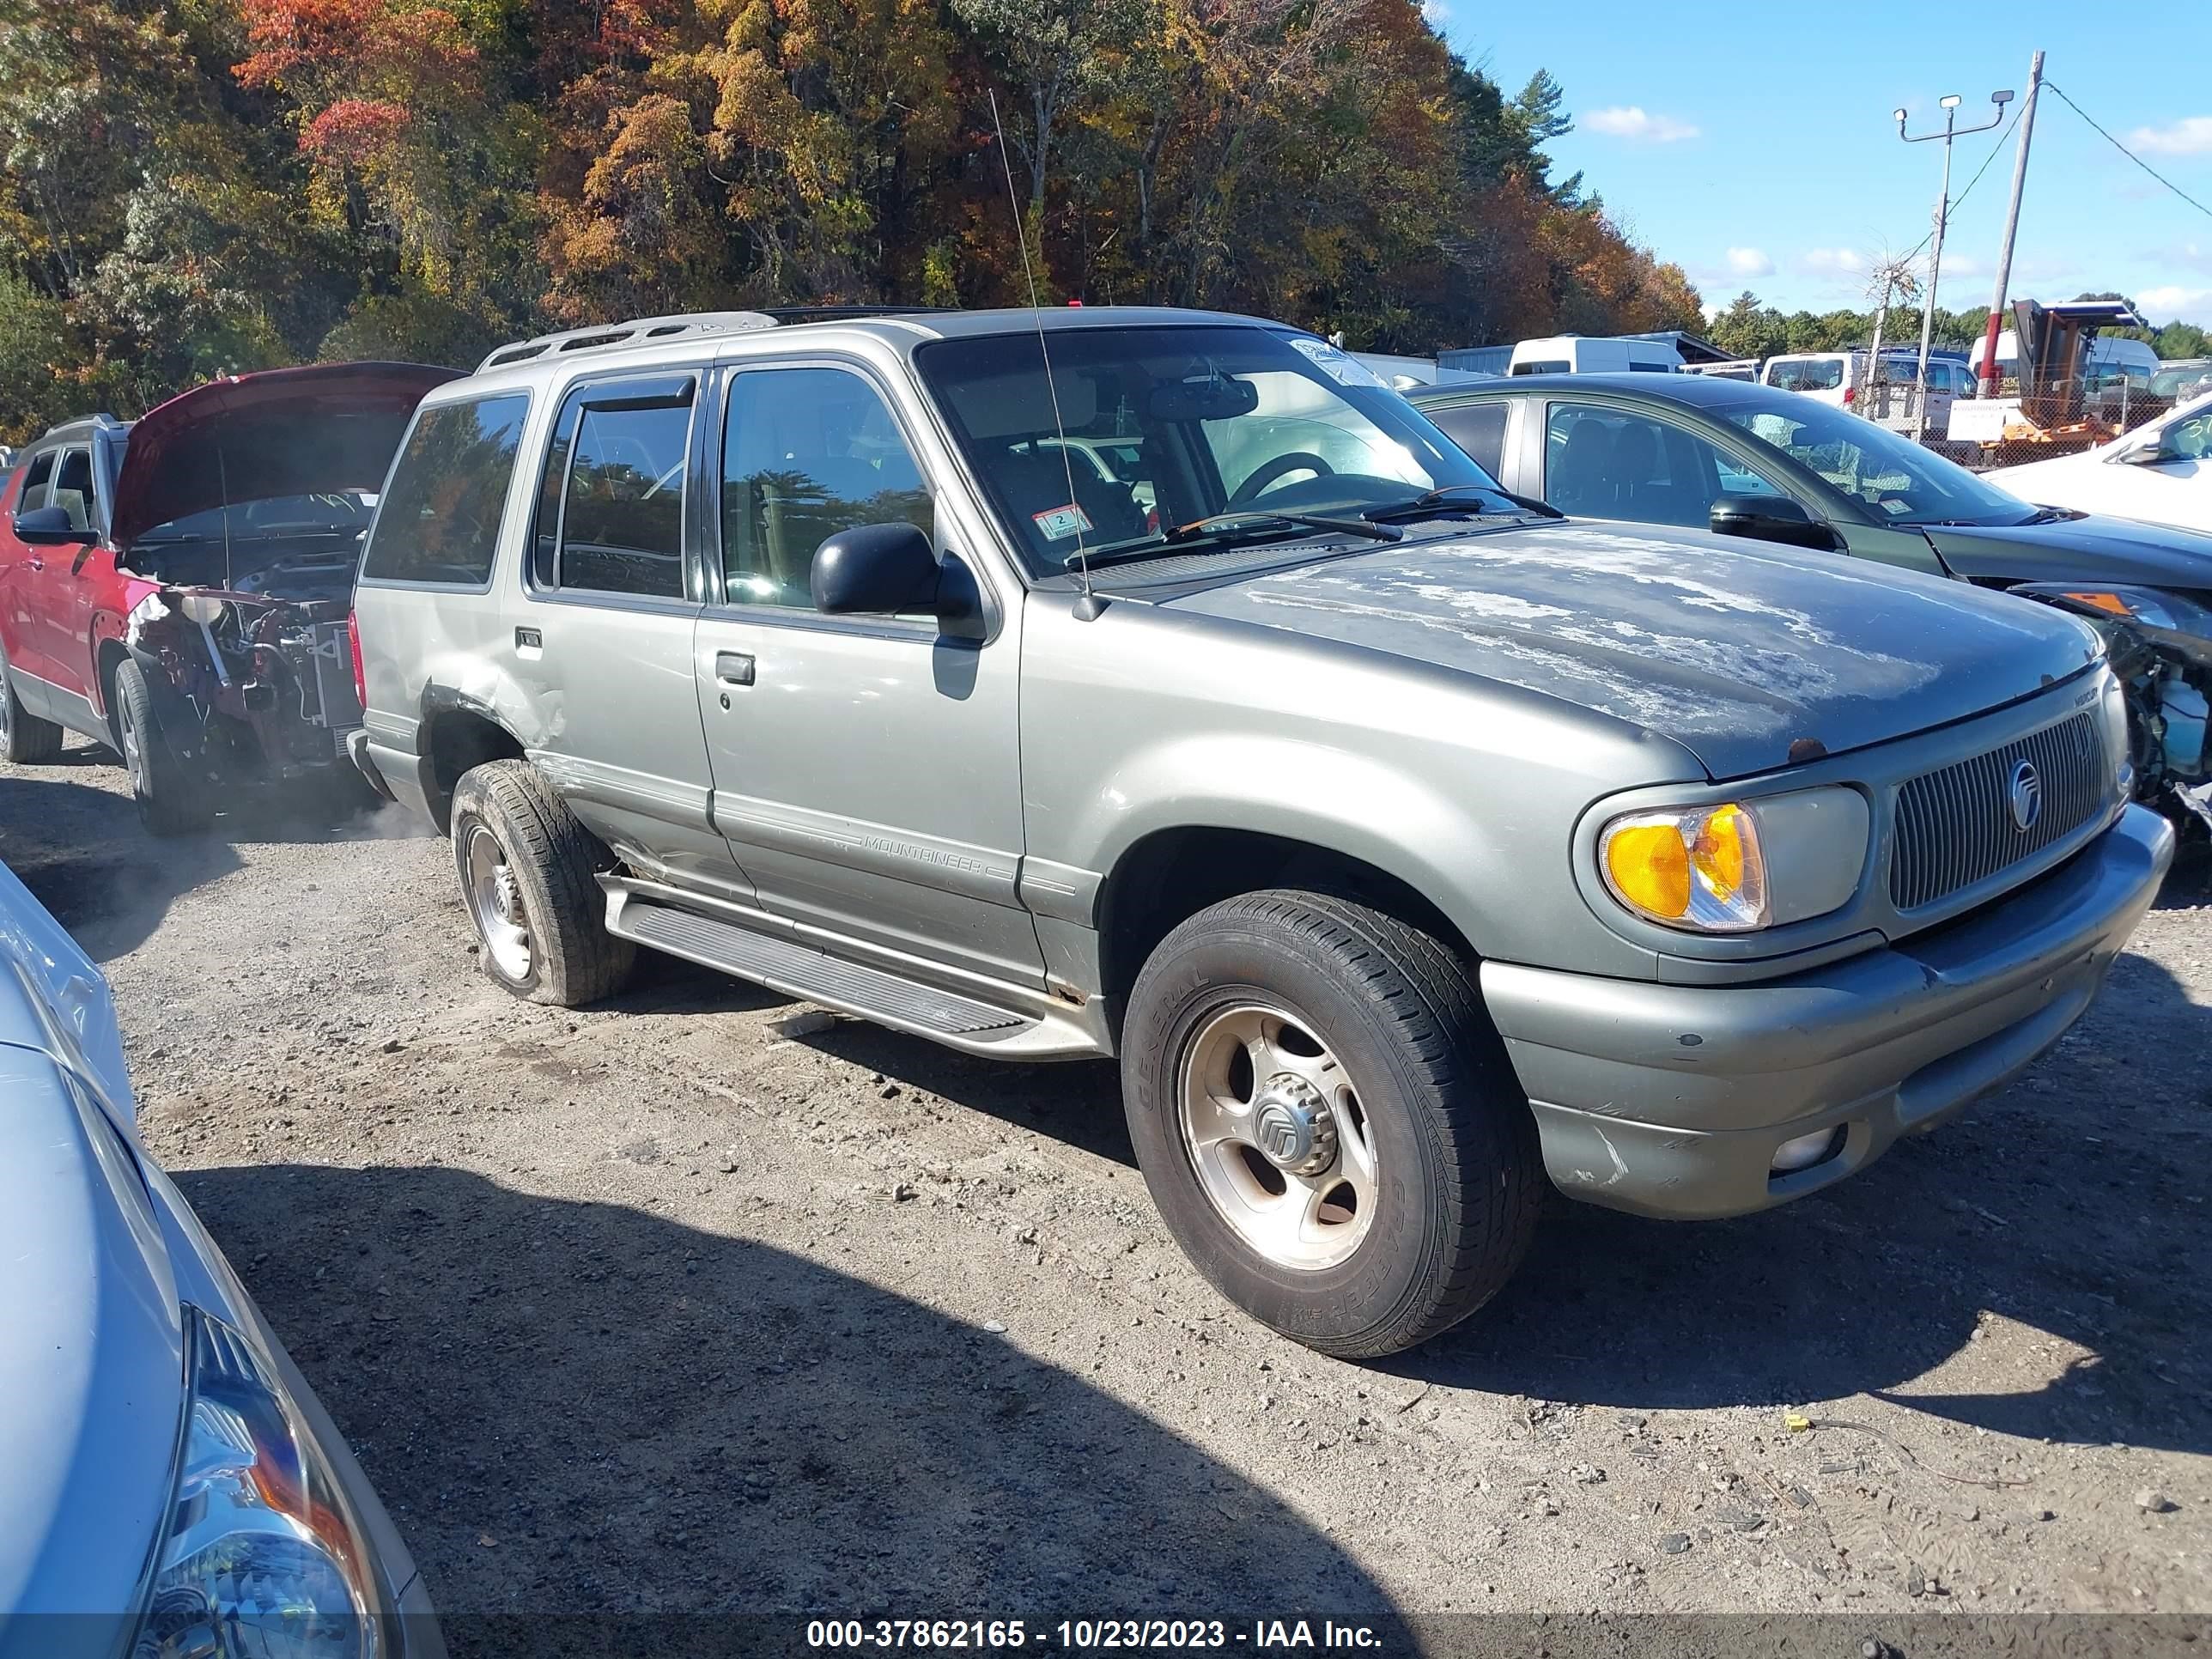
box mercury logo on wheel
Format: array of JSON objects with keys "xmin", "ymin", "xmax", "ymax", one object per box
[
  {"xmin": 2008, "ymin": 760, "xmax": 2043, "ymax": 832},
  {"xmin": 1255, "ymin": 1100, "xmax": 1310, "ymax": 1167}
]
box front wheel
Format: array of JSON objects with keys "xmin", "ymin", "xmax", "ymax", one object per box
[
  {"xmin": 1121, "ymin": 890, "xmax": 1542, "ymax": 1358},
  {"xmin": 112, "ymin": 659, "xmax": 213, "ymax": 836}
]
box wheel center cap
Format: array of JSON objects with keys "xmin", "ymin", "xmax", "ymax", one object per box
[
  {"xmin": 493, "ymin": 866, "xmax": 523, "ymax": 926},
  {"xmin": 1251, "ymin": 1075, "xmax": 1336, "ymax": 1176}
]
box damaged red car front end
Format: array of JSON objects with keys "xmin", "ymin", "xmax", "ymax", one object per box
[{"xmin": 104, "ymin": 362, "xmax": 459, "ymax": 829}]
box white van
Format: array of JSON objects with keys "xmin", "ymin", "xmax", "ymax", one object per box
[
  {"xmin": 1506, "ymin": 335, "xmax": 1680, "ymax": 375},
  {"xmin": 1760, "ymin": 349, "xmax": 1966, "ymax": 428}
]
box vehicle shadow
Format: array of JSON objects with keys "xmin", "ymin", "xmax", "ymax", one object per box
[
  {"xmin": 176, "ymin": 1162, "xmax": 1403, "ymax": 1634},
  {"xmin": 0, "ymin": 743, "xmax": 431, "ymax": 958},
  {"xmin": 684, "ymin": 951, "xmax": 2210, "ymax": 1458},
  {"xmin": 1389, "ymin": 947, "xmax": 2212, "ymax": 1458},
  {"xmin": 0, "ymin": 773, "xmax": 242, "ymax": 959}
]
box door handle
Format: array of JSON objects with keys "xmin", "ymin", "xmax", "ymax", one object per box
[
  {"xmin": 24, "ymin": 556, "xmax": 41, "ymax": 573},
  {"xmin": 515, "ymin": 626, "xmax": 542, "ymax": 651},
  {"xmin": 715, "ymin": 651, "xmax": 755, "ymax": 687}
]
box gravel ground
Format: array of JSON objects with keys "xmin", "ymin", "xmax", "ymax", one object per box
[{"xmin": 6, "ymin": 740, "xmax": 2210, "ymax": 1636}]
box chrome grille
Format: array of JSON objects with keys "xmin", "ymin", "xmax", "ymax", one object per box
[{"xmin": 1889, "ymin": 713, "xmax": 2106, "ymax": 911}]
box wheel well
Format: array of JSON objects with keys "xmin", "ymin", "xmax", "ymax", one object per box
[
  {"xmin": 95, "ymin": 639, "xmax": 128, "ymax": 740},
  {"xmin": 423, "ymin": 710, "xmax": 526, "ymax": 833},
  {"xmin": 1096, "ymin": 829, "xmax": 1480, "ymax": 1009}
]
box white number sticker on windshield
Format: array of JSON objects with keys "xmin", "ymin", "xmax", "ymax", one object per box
[{"xmin": 1031, "ymin": 502, "xmax": 1093, "ymax": 541}]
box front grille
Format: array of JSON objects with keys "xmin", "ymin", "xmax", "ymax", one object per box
[{"xmin": 1889, "ymin": 713, "xmax": 2106, "ymax": 911}]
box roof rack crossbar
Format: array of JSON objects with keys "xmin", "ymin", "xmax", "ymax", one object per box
[{"xmin": 477, "ymin": 310, "xmax": 781, "ymax": 373}]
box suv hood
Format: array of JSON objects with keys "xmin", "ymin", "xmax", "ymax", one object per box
[
  {"xmin": 1925, "ymin": 513, "xmax": 2212, "ymax": 590},
  {"xmin": 1164, "ymin": 522, "xmax": 2102, "ymax": 780},
  {"xmin": 110, "ymin": 361, "xmax": 460, "ymax": 552}
]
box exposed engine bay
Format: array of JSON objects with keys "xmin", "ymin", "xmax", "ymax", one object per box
[
  {"xmin": 124, "ymin": 583, "xmax": 363, "ymax": 787},
  {"xmin": 2078, "ymin": 611, "xmax": 2212, "ymax": 836}
]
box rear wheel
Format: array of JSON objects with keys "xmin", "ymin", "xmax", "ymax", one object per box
[
  {"xmin": 450, "ymin": 759, "xmax": 635, "ymax": 1006},
  {"xmin": 112, "ymin": 658, "xmax": 213, "ymax": 836},
  {"xmin": 1121, "ymin": 889, "xmax": 1543, "ymax": 1358},
  {"xmin": 0, "ymin": 636, "xmax": 64, "ymax": 764}
]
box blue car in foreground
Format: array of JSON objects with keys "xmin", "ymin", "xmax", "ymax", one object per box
[{"xmin": 0, "ymin": 860, "xmax": 441, "ymax": 1659}]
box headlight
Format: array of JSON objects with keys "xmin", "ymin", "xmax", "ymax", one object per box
[
  {"xmin": 1598, "ymin": 787, "xmax": 1869, "ymax": 933},
  {"xmin": 133, "ymin": 1310, "xmax": 388, "ymax": 1659}
]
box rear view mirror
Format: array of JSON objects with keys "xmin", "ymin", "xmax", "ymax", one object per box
[
  {"xmin": 811, "ymin": 522, "xmax": 939, "ymax": 615},
  {"xmin": 12, "ymin": 505, "xmax": 93, "ymax": 546},
  {"xmin": 1147, "ymin": 374, "xmax": 1260, "ymax": 423},
  {"xmin": 1708, "ymin": 493, "xmax": 1837, "ymax": 551}
]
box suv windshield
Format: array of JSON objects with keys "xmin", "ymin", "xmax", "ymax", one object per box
[
  {"xmin": 1722, "ymin": 396, "xmax": 2034, "ymax": 526},
  {"xmin": 914, "ymin": 325, "xmax": 1504, "ymax": 574}
]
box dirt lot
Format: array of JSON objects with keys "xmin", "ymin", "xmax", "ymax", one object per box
[{"xmin": 7, "ymin": 741, "xmax": 2210, "ymax": 1638}]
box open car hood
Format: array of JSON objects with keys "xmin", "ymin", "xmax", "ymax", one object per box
[{"xmin": 109, "ymin": 361, "xmax": 460, "ymax": 552}]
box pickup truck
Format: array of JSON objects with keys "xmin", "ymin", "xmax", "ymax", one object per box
[{"xmin": 351, "ymin": 306, "xmax": 2171, "ymax": 1358}]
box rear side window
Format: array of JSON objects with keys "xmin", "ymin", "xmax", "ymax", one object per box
[
  {"xmin": 1426, "ymin": 402, "xmax": 1510, "ymax": 478},
  {"xmin": 362, "ymin": 394, "xmax": 531, "ymax": 586},
  {"xmin": 531, "ymin": 374, "xmax": 695, "ymax": 601},
  {"xmin": 1766, "ymin": 358, "xmax": 1844, "ymax": 392}
]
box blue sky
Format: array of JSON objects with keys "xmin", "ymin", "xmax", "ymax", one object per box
[{"xmin": 1436, "ymin": 1, "xmax": 2212, "ymax": 329}]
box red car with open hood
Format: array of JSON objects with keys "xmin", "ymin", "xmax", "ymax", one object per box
[{"xmin": 0, "ymin": 361, "xmax": 459, "ymax": 831}]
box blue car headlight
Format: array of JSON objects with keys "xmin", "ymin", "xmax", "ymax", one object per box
[{"xmin": 132, "ymin": 1310, "xmax": 388, "ymax": 1659}]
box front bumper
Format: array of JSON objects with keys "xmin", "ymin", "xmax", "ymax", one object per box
[{"xmin": 1481, "ymin": 805, "xmax": 2172, "ymax": 1219}]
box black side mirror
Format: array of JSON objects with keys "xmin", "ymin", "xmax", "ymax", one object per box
[
  {"xmin": 811, "ymin": 522, "xmax": 940, "ymax": 616},
  {"xmin": 12, "ymin": 505, "xmax": 93, "ymax": 546},
  {"xmin": 1708, "ymin": 492, "xmax": 1836, "ymax": 551}
]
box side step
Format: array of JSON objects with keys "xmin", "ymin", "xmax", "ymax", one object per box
[{"xmin": 601, "ymin": 879, "xmax": 1106, "ymax": 1059}]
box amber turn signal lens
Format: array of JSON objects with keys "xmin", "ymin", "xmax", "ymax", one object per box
[{"xmin": 1603, "ymin": 822, "xmax": 1691, "ymax": 919}]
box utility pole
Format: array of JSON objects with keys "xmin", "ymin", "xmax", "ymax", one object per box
[
  {"xmin": 1896, "ymin": 88, "xmax": 2011, "ymax": 437},
  {"xmin": 1979, "ymin": 51, "xmax": 2045, "ymax": 397}
]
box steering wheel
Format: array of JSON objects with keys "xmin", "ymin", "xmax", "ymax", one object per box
[{"xmin": 1229, "ymin": 452, "xmax": 1334, "ymax": 507}]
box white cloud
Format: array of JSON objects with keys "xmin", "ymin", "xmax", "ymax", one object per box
[
  {"xmin": 2136, "ymin": 284, "xmax": 2212, "ymax": 323},
  {"xmin": 2129, "ymin": 116, "xmax": 2212, "ymax": 157},
  {"xmin": 1798, "ymin": 246, "xmax": 1866, "ymax": 276},
  {"xmin": 1585, "ymin": 106, "xmax": 1701, "ymax": 144},
  {"xmin": 1725, "ymin": 246, "xmax": 1774, "ymax": 276},
  {"xmin": 1419, "ymin": 0, "xmax": 1449, "ymax": 22}
]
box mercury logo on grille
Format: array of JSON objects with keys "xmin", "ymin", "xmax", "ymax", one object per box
[{"xmin": 2008, "ymin": 760, "xmax": 2044, "ymax": 832}]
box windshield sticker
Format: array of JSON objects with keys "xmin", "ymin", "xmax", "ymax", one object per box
[
  {"xmin": 1031, "ymin": 503, "xmax": 1094, "ymax": 541},
  {"xmin": 1289, "ymin": 337, "xmax": 1389, "ymax": 390}
]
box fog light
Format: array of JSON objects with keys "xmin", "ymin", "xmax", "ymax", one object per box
[{"xmin": 1771, "ymin": 1126, "xmax": 1844, "ymax": 1175}]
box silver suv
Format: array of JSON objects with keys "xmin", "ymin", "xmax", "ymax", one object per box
[{"xmin": 351, "ymin": 307, "xmax": 2172, "ymax": 1358}]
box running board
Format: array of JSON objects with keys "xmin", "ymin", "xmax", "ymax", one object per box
[{"xmin": 600, "ymin": 878, "xmax": 1106, "ymax": 1060}]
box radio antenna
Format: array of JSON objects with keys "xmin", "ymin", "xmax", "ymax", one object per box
[{"xmin": 988, "ymin": 88, "xmax": 1099, "ymax": 619}]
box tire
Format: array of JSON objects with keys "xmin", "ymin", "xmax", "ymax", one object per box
[
  {"xmin": 449, "ymin": 759, "xmax": 635, "ymax": 1006},
  {"xmin": 112, "ymin": 658, "xmax": 214, "ymax": 836},
  {"xmin": 1121, "ymin": 889, "xmax": 1543, "ymax": 1359},
  {"xmin": 0, "ymin": 635, "xmax": 64, "ymax": 764}
]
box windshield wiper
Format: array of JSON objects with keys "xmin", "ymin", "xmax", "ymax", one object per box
[
  {"xmin": 1362, "ymin": 483, "xmax": 1561, "ymax": 522},
  {"xmin": 1061, "ymin": 509, "xmax": 1401, "ymax": 572}
]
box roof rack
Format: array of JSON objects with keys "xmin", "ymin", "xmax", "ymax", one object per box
[{"xmin": 477, "ymin": 311, "xmax": 779, "ymax": 373}]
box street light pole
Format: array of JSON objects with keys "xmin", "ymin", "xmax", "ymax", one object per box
[{"xmin": 1895, "ymin": 88, "xmax": 2011, "ymax": 439}]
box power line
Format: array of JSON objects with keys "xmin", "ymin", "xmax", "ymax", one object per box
[{"xmin": 2043, "ymin": 81, "xmax": 2212, "ymax": 222}]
